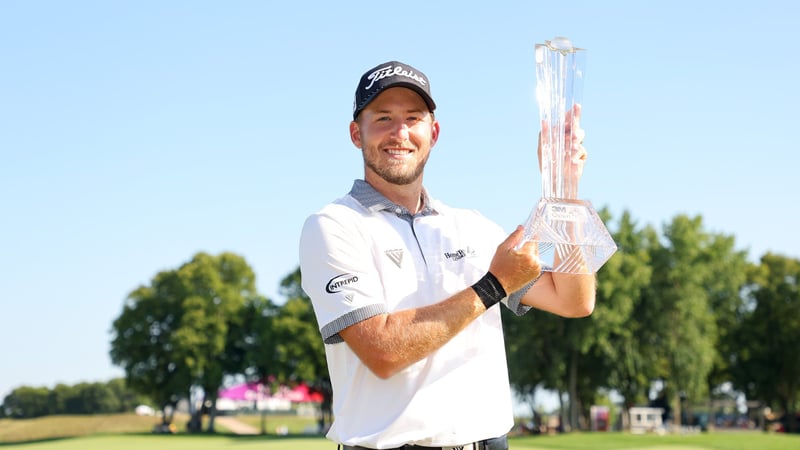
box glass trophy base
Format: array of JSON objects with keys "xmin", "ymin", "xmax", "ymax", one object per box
[{"xmin": 520, "ymin": 198, "xmax": 617, "ymax": 274}]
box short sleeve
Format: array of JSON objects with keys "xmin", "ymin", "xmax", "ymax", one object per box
[{"xmin": 299, "ymin": 205, "xmax": 388, "ymax": 344}]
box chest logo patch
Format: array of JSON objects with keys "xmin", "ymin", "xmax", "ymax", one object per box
[
  {"xmin": 444, "ymin": 247, "xmax": 476, "ymax": 261},
  {"xmin": 385, "ymin": 249, "xmax": 403, "ymax": 268}
]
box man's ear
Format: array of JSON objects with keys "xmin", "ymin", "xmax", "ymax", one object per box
[
  {"xmin": 349, "ymin": 121, "xmax": 362, "ymax": 148},
  {"xmin": 430, "ymin": 119, "xmax": 441, "ymax": 147}
]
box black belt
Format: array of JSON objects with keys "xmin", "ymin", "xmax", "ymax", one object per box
[{"xmin": 341, "ymin": 434, "xmax": 508, "ymax": 450}]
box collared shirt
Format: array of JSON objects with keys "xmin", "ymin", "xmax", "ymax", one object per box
[{"xmin": 299, "ymin": 180, "xmax": 529, "ymax": 448}]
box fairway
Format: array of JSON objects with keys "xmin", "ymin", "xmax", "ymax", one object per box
[
  {"xmin": 1, "ymin": 432, "xmax": 798, "ymax": 450},
  {"xmin": 0, "ymin": 434, "xmax": 329, "ymax": 450}
]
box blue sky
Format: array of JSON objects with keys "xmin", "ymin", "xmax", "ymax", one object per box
[{"xmin": 1, "ymin": 1, "xmax": 798, "ymax": 401}]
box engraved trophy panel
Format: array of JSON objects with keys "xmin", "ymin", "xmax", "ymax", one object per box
[{"xmin": 521, "ymin": 37, "xmax": 617, "ymax": 274}]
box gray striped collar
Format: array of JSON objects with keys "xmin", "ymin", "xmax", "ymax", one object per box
[{"xmin": 349, "ymin": 179, "xmax": 438, "ymax": 216}]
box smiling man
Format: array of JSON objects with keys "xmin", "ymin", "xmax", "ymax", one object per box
[{"xmin": 299, "ymin": 61, "xmax": 596, "ymax": 450}]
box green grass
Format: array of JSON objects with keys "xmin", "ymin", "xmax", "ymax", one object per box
[
  {"xmin": 0, "ymin": 434, "xmax": 327, "ymax": 449},
  {"xmin": 1, "ymin": 415, "xmax": 799, "ymax": 450},
  {"xmin": 0, "ymin": 414, "xmax": 157, "ymax": 443},
  {"xmin": 509, "ymin": 431, "xmax": 800, "ymax": 449},
  {"xmin": 0, "ymin": 432, "xmax": 799, "ymax": 450},
  {"xmin": 231, "ymin": 412, "xmax": 319, "ymax": 434}
]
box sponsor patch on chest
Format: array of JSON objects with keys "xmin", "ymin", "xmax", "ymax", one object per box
[{"xmin": 443, "ymin": 246, "xmax": 477, "ymax": 261}]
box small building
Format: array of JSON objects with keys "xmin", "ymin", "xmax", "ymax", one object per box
[{"xmin": 629, "ymin": 406, "xmax": 665, "ymax": 434}]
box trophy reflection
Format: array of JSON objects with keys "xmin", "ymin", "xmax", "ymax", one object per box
[{"xmin": 521, "ymin": 37, "xmax": 617, "ymax": 274}]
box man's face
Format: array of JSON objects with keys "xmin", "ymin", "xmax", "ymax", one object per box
[{"xmin": 350, "ymin": 87, "xmax": 439, "ymax": 186}]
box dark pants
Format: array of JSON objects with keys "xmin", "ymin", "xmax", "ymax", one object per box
[{"xmin": 340, "ymin": 434, "xmax": 508, "ymax": 450}]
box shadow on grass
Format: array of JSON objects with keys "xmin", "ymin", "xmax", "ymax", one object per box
[
  {"xmin": 0, "ymin": 436, "xmax": 83, "ymax": 447},
  {"xmin": 0, "ymin": 431, "xmax": 328, "ymax": 447}
]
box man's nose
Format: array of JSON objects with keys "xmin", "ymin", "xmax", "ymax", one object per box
[{"xmin": 392, "ymin": 123, "xmax": 410, "ymax": 140}]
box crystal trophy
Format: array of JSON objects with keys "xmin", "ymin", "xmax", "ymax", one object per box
[{"xmin": 520, "ymin": 37, "xmax": 617, "ymax": 274}]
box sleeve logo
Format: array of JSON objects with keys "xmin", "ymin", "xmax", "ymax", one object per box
[{"xmin": 325, "ymin": 273, "xmax": 359, "ymax": 293}]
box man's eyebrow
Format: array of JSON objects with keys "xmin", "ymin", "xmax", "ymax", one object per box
[{"xmin": 374, "ymin": 107, "xmax": 425, "ymax": 114}]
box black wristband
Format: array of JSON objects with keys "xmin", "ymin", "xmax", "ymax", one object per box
[{"xmin": 472, "ymin": 272, "xmax": 507, "ymax": 310}]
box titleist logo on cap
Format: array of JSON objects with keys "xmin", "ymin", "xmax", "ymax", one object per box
[
  {"xmin": 353, "ymin": 60, "xmax": 436, "ymax": 119},
  {"xmin": 364, "ymin": 65, "xmax": 427, "ymax": 91}
]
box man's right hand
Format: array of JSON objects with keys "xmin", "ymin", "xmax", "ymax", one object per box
[{"xmin": 487, "ymin": 225, "xmax": 542, "ymax": 294}]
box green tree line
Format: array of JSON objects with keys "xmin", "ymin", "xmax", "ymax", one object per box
[
  {"xmin": 1, "ymin": 378, "xmax": 148, "ymax": 418},
  {"xmin": 2, "ymin": 210, "xmax": 798, "ymax": 434}
]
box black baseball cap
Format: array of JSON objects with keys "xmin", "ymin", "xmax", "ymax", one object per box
[{"xmin": 352, "ymin": 61, "xmax": 436, "ymax": 120}]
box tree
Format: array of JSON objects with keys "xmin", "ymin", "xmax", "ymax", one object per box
[
  {"xmin": 272, "ymin": 268, "xmax": 327, "ymax": 382},
  {"xmin": 1, "ymin": 379, "xmax": 149, "ymax": 418},
  {"xmin": 48, "ymin": 384, "xmax": 77, "ymax": 415},
  {"xmin": 276, "ymin": 268, "xmax": 330, "ymax": 432},
  {"xmin": 110, "ymin": 270, "xmax": 191, "ymax": 426},
  {"xmin": 592, "ymin": 211, "xmax": 656, "ymax": 420},
  {"xmin": 2, "ymin": 386, "xmax": 50, "ymax": 418},
  {"xmin": 227, "ymin": 293, "xmax": 280, "ymax": 435},
  {"xmin": 732, "ymin": 253, "xmax": 800, "ymax": 432},
  {"xmin": 69, "ymin": 382, "xmax": 120, "ymax": 414},
  {"xmin": 175, "ymin": 253, "xmax": 259, "ymax": 433},
  {"xmin": 646, "ymin": 215, "xmax": 733, "ymax": 426},
  {"xmin": 700, "ymin": 232, "xmax": 749, "ymax": 426},
  {"xmin": 110, "ymin": 252, "xmax": 258, "ymax": 432},
  {"xmin": 504, "ymin": 304, "xmax": 568, "ymax": 418}
]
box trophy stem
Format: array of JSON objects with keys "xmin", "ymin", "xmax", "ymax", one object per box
[{"xmin": 536, "ymin": 37, "xmax": 585, "ymax": 200}]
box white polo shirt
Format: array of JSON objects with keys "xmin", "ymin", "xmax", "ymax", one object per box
[{"xmin": 299, "ymin": 180, "xmax": 529, "ymax": 449}]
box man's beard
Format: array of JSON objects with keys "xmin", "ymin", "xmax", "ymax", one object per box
[{"xmin": 364, "ymin": 151, "xmax": 428, "ymax": 186}]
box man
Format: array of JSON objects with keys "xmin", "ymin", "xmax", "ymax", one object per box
[{"xmin": 299, "ymin": 61, "xmax": 595, "ymax": 450}]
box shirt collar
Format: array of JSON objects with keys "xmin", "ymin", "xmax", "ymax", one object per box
[{"xmin": 349, "ymin": 179, "xmax": 438, "ymax": 217}]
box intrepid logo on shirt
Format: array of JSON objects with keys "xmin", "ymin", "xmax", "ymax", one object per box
[
  {"xmin": 444, "ymin": 247, "xmax": 476, "ymax": 261},
  {"xmin": 326, "ymin": 273, "xmax": 359, "ymax": 293}
]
